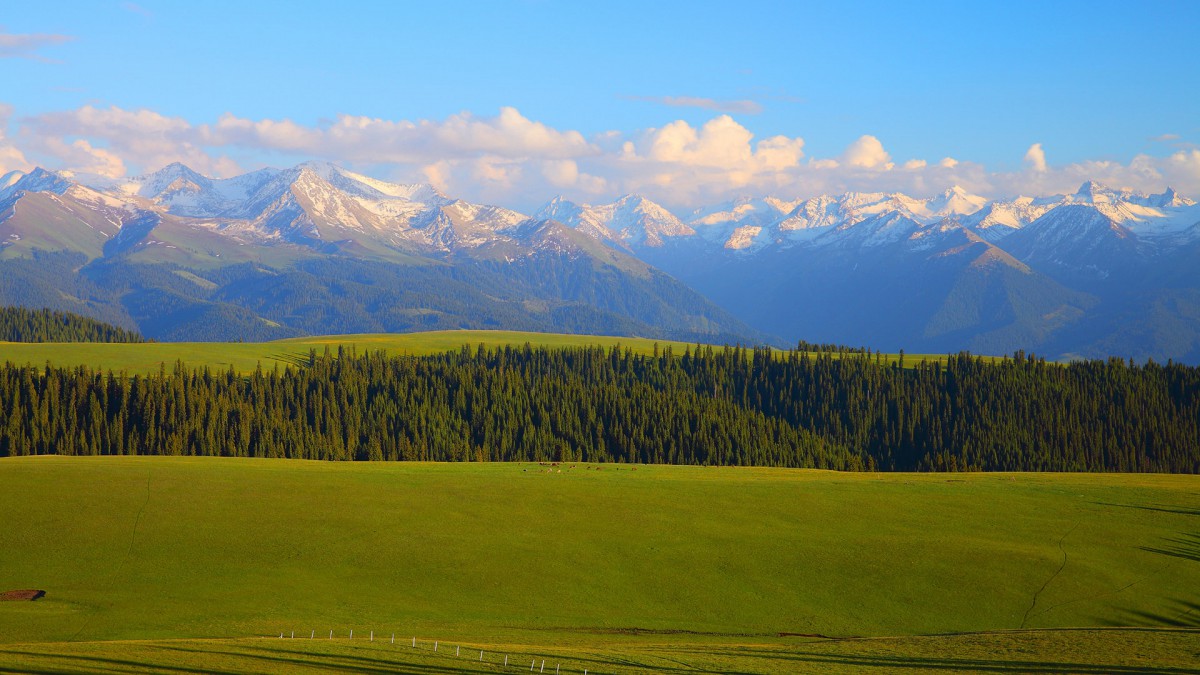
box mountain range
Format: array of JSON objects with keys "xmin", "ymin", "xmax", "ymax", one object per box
[{"xmin": 2, "ymin": 162, "xmax": 1198, "ymax": 362}]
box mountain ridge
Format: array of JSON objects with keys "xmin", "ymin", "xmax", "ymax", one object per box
[{"xmin": 3, "ymin": 161, "xmax": 1200, "ymax": 361}]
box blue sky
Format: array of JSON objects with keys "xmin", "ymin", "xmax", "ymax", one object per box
[{"xmin": 2, "ymin": 0, "xmax": 1198, "ymax": 209}]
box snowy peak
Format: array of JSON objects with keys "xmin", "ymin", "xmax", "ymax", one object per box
[
  {"xmin": 536, "ymin": 194, "xmax": 693, "ymax": 248},
  {"xmin": 1074, "ymin": 180, "xmax": 1115, "ymax": 203},
  {"xmin": 609, "ymin": 194, "xmax": 695, "ymax": 246},
  {"xmin": 1, "ymin": 167, "xmax": 75, "ymax": 200},
  {"xmin": 926, "ymin": 185, "xmax": 989, "ymax": 219}
]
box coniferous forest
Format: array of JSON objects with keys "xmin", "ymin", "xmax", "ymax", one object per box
[
  {"xmin": 0, "ymin": 306, "xmax": 145, "ymax": 343},
  {"xmin": 1, "ymin": 344, "xmax": 1197, "ymax": 472}
]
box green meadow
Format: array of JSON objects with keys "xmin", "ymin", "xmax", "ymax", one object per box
[
  {"xmin": 0, "ymin": 457, "xmax": 1196, "ymax": 672},
  {"xmin": 0, "ymin": 329, "xmax": 976, "ymax": 376}
]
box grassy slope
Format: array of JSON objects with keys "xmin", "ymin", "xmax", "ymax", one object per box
[
  {"xmin": 0, "ymin": 329, "xmax": 968, "ymax": 375},
  {"xmin": 0, "ymin": 458, "xmax": 1196, "ymax": 672}
]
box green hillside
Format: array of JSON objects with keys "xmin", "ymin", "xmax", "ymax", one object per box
[
  {"xmin": 0, "ymin": 328, "xmax": 960, "ymax": 375},
  {"xmin": 0, "ymin": 458, "xmax": 1196, "ymax": 672}
]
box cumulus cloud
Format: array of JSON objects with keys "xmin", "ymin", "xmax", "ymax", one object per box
[
  {"xmin": 842, "ymin": 135, "xmax": 893, "ymax": 169},
  {"xmin": 0, "ymin": 30, "xmax": 73, "ymax": 62},
  {"xmin": 201, "ymin": 106, "xmax": 594, "ymax": 163},
  {"xmin": 1024, "ymin": 143, "xmax": 1047, "ymax": 172},
  {"xmin": 591, "ymin": 115, "xmax": 807, "ymax": 204},
  {"xmin": 0, "ymin": 104, "xmax": 31, "ymax": 174},
  {"xmin": 40, "ymin": 137, "xmax": 125, "ymax": 178},
  {"xmin": 624, "ymin": 95, "xmax": 764, "ymax": 115},
  {"xmin": 22, "ymin": 105, "xmax": 241, "ymax": 177},
  {"xmin": 6, "ymin": 102, "xmax": 1200, "ymax": 210}
]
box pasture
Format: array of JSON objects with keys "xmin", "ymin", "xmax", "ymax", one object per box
[
  {"xmin": 0, "ymin": 329, "xmax": 976, "ymax": 375},
  {"xmin": 0, "ymin": 457, "xmax": 1196, "ymax": 672}
]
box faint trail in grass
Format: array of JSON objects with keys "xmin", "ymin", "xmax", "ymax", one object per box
[
  {"xmin": 1021, "ymin": 523, "xmax": 1079, "ymax": 629},
  {"xmin": 70, "ymin": 469, "xmax": 152, "ymax": 642},
  {"xmin": 1028, "ymin": 553, "xmax": 1182, "ymax": 622}
]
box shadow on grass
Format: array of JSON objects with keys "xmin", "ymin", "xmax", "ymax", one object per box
[
  {"xmin": 1139, "ymin": 532, "xmax": 1200, "ymax": 564},
  {"xmin": 670, "ymin": 644, "xmax": 1200, "ymax": 674},
  {"xmin": 0, "ymin": 647, "xmax": 243, "ymax": 675},
  {"xmin": 1099, "ymin": 599, "xmax": 1200, "ymax": 629},
  {"xmin": 1092, "ymin": 502, "xmax": 1200, "ymax": 518}
]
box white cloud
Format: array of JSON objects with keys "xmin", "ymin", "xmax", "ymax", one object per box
[
  {"xmin": 202, "ymin": 107, "xmax": 594, "ymax": 163},
  {"xmin": 23, "ymin": 105, "xmax": 241, "ymax": 177},
  {"xmin": 569, "ymin": 115, "xmax": 809, "ymax": 205},
  {"xmin": 40, "ymin": 137, "xmax": 125, "ymax": 178},
  {"xmin": 0, "ymin": 104, "xmax": 31, "ymax": 174},
  {"xmin": 1024, "ymin": 143, "xmax": 1047, "ymax": 172},
  {"xmin": 842, "ymin": 135, "xmax": 892, "ymax": 169},
  {"xmin": 6, "ymin": 102, "xmax": 1200, "ymax": 210}
]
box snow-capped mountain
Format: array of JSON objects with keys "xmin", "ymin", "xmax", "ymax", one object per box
[
  {"xmin": 534, "ymin": 194, "xmax": 694, "ymax": 249},
  {"xmin": 0, "ymin": 162, "xmax": 761, "ymax": 346},
  {"xmin": 4, "ymin": 161, "xmax": 1200, "ymax": 362}
]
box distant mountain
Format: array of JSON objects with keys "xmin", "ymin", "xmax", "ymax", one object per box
[
  {"xmin": 0, "ymin": 164, "xmax": 766, "ymax": 344},
  {"xmin": 4, "ymin": 162, "xmax": 1200, "ymax": 361},
  {"xmin": 647, "ymin": 182, "xmax": 1199, "ymax": 362},
  {"xmin": 535, "ymin": 194, "xmax": 695, "ymax": 249},
  {"xmin": 531, "ymin": 182, "xmax": 1198, "ymax": 362}
]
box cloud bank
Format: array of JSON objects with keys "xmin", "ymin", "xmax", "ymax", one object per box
[{"xmin": 4, "ymin": 103, "xmax": 1199, "ymax": 211}]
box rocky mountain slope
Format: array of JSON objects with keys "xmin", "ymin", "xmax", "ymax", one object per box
[{"xmin": 3, "ymin": 162, "xmax": 1199, "ymax": 361}]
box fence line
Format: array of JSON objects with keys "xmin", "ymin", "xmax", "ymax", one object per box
[{"xmin": 272, "ymin": 627, "xmax": 614, "ymax": 673}]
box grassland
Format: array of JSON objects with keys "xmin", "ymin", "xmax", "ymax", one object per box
[
  {"xmin": 0, "ymin": 457, "xmax": 1196, "ymax": 672},
  {"xmin": 0, "ymin": 329, "xmax": 975, "ymax": 375}
]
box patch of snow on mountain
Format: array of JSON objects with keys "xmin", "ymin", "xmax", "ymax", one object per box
[{"xmin": 724, "ymin": 225, "xmax": 764, "ymax": 250}]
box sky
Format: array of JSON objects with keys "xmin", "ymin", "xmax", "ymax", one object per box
[{"xmin": 2, "ymin": 0, "xmax": 1199, "ymax": 212}]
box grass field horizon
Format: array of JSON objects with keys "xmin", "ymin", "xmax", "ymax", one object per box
[
  {"xmin": 0, "ymin": 328, "xmax": 986, "ymax": 375},
  {"xmin": 1, "ymin": 457, "xmax": 1197, "ymax": 672}
]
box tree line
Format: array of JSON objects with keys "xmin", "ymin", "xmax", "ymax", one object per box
[
  {"xmin": 0, "ymin": 305, "xmax": 144, "ymax": 343},
  {"xmin": 0, "ymin": 344, "xmax": 1196, "ymax": 472}
]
